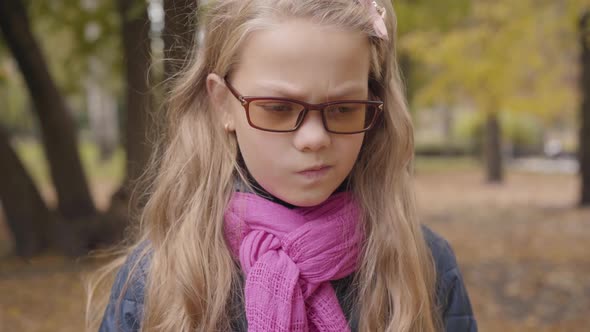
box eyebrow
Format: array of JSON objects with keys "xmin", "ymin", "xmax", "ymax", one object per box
[{"xmin": 252, "ymin": 80, "xmax": 367, "ymax": 100}]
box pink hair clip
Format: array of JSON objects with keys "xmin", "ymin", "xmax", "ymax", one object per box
[{"xmin": 359, "ymin": 0, "xmax": 389, "ymax": 40}]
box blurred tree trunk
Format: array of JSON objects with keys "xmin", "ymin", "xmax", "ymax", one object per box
[
  {"xmin": 580, "ymin": 11, "xmax": 590, "ymax": 205},
  {"xmin": 112, "ymin": 0, "xmax": 153, "ymax": 220},
  {"xmin": 0, "ymin": 128, "xmax": 50, "ymax": 257},
  {"xmin": 440, "ymin": 105, "xmax": 454, "ymax": 153},
  {"xmin": 0, "ymin": 0, "xmax": 96, "ymax": 219},
  {"xmin": 163, "ymin": 0, "xmax": 198, "ymax": 83},
  {"xmin": 485, "ymin": 111, "xmax": 503, "ymax": 183},
  {"xmin": 109, "ymin": 0, "xmax": 200, "ymax": 235},
  {"xmin": 86, "ymin": 57, "xmax": 119, "ymax": 161}
]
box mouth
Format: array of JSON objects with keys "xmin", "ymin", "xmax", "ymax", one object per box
[
  {"xmin": 297, "ymin": 165, "xmax": 332, "ymax": 179},
  {"xmin": 299, "ymin": 165, "xmax": 331, "ymax": 172}
]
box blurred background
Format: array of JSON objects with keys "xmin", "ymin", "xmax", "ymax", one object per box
[{"xmin": 1, "ymin": 0, "xmax": 589, "ymax": 331}]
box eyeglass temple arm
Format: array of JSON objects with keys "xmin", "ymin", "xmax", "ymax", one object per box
[{"xmin": 223, "ymin": 76, "xmax": 248, "ymax": 105}]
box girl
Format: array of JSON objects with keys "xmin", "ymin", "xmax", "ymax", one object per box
[{"xmin": 88, "ymin": 0, "xmax": 477, "ymax": 331}]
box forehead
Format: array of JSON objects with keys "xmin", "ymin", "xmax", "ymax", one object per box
[{"xmin": 233, "ymin": 19, "xmax": 371, "ymax": 96}]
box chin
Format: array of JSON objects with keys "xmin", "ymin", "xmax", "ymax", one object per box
[{"xmin": 281, "ymin": 191, "xmax": 332, "ymax": 207}]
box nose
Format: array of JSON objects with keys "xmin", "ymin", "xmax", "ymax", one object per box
[{"xmin": 292, "ymin": 110, "xmax": 331, "ymax": 152}]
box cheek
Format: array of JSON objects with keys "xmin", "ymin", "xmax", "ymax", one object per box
[
  {"xmin": 236, "ymin": 133, "xmax": 290, "ymax": 197},
  {"xmin": 338, "ymin": 135, "xmax": 365, "ymax": 168},
  {"xmin": 234, "ymin": 127, "xmax": 284, "ymax": 175}
]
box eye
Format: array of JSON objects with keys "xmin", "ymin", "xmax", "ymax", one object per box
[
  {"xmin": 334, "ymin": 106, "xmax": 354, "ymax": 113},
  {"xmin": 257, "ymin": 102, "xmax": 296, "ymax": 112},
  {"xmin": 327, "ymin": 104, "xmax": 363, "ymax": 114}
]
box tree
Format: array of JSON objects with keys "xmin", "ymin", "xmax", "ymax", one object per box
[
  {"xmin": 394, "ymin": 0, "xmax": 471, "ymax": 106},
  {"xmin": 0, "ymin": 0, "xmax": 96, "ymax": 218},
  {"xmin": 401, "ymin": 0, "xmax": 584, "ymax": 183},
  {"xmin": 108, "ymin": 0, "xmax": 154, "ymax": 228},
  {"xmin": 112, "ymin": 0, "xmax": 199, "ymax": 208},
  {"xmin": 0, "ymin": 0, "xmax": 129, "ymax": 256},
  {"xmin": 0, "ymin": 127, "xmax": 50, "ymax": 256},
  {"xmin": 580, "ymin": 10, "xmax": 590, "ymax": 205}
]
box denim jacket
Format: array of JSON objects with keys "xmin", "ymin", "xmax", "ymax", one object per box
[{"xmin": 99, "ymin": 226, "xmax": 478, "ymax": 331}]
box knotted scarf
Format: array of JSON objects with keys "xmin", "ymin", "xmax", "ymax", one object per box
[{"xmin": 224, "ymin": 191, "xmax": 364, "ymax": 332}]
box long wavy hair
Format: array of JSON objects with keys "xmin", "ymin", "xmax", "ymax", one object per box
[{"xmin": 86, "ymin": 1, "xmax": 441, "ymax": 331}]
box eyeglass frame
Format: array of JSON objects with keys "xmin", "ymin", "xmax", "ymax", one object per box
[{"xmin": 223, "ymin": 77, "xmax": 384, "ymax": 134}]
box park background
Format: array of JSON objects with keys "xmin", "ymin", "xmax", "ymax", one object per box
[{"xmin": 1, "ymin": 0, "xmax": 590, "ymax": 331}]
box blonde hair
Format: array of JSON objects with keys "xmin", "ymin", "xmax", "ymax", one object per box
[{"xmin": 86, "ymin": 1, "xmax": 441, "ymax": 331}]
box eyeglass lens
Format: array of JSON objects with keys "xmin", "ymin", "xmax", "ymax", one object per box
[{"xmin": 248, "ymin": 100, "xmax": 377, "ymax": 133}]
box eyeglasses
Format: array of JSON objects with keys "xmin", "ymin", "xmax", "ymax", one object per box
[{"xmin": 224, "ymin": 78, "xmax": 383, "ymax": 134}]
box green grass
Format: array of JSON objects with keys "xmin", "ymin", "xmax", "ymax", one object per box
[{"xmin": 12, "ymin": 138, "xmax": 124, "ymax": 189}]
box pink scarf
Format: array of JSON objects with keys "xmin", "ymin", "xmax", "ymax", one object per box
[{"xmin": 224, "ymin": 191, "xmax": 364, "ymax": 332}]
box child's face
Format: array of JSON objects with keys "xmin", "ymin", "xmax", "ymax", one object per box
[{"xmin": 216, "ymin": 20, "xmax": 371, "ymax": 207}]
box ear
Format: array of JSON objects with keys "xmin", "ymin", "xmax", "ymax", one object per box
[{"xmin": 206, "ymin": 73, "xmax": 235, "ymax": 132}]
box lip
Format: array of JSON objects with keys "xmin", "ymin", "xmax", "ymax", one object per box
[
  {"xmin": 297, "ymin": 165, "xmax": 332, "ymax": 179},
  {"xmin": 299, "ymin": 165, "xmax": 331, "ymax": 172}
]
